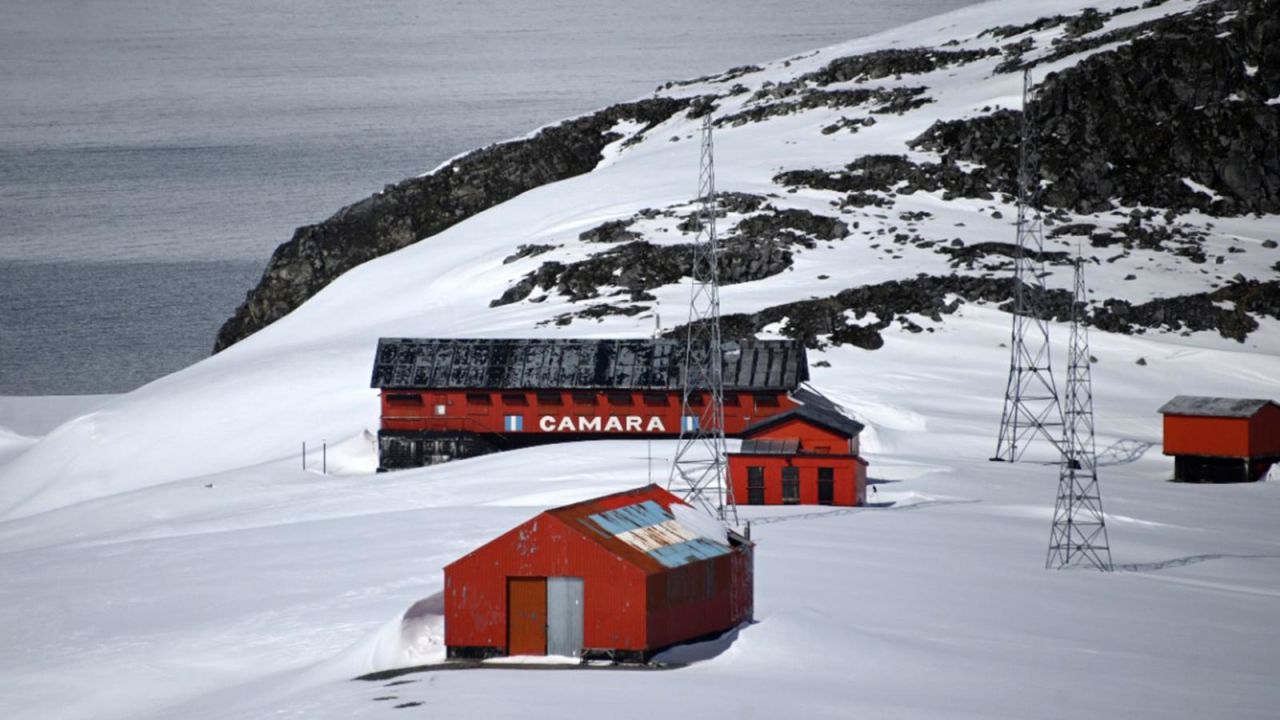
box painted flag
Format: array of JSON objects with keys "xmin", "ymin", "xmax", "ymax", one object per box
[
  {"xmin": 504, "ymin": 415, "xmax": 524, "ymax": 432},
  {"xmin": 681, "ymin": 415, "xmax": 699, "ymax": 432}
]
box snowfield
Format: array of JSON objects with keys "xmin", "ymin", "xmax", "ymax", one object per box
[{"xmin": 2, "ymin": 0, "xmax": 1278, "ymax": 718}]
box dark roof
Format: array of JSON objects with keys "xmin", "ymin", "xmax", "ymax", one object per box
[
  {"xmin": 1158, "ymin": 395, "xmax": 1277, "ymax": 418},
  {"xmin": 741, "ymin": 387, "xmax": 865, "ymax": 439},
  {"xmin": 370, "ymin": 337, "xmax": 809, "ymax": 391},
  {"xmin": 739, "ymin": 438, "xmax": 800, "ymax": 455}
]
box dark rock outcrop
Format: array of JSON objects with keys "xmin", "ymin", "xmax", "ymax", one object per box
[
  {"xmin": 799, "ymin": 47, "xmax": 999, "ymax": 85},
  {"xmin": 912, "ymin": 0, "xmax": 1280, "ymax": 216},
  {"xmin": 214, "ymin": 97, "xmax": 691, "ymax": 351}
]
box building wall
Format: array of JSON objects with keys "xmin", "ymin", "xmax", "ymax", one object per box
[
  {"xmin": 1163, "ymin": 415, "xmax": 1251, "ymax": 458},
  {"xmin": 1249, "ymin": 404, "xmax": 1280, "ymax": 458},
  {"xmin": 382, "ymin": 389, "xmax": 797, "ymax": 438},
  {"xmin": 646, "ymin": 546, "xmax": 753, "ymax": 651},
  {"xmin": 728, "ymin": 453, "xmax": 867, "ymax": 506},
  {"xmin": 444, "ymin": 514, "xmax": 648, "ymax": 654}
]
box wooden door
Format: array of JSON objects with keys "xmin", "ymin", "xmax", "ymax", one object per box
[
  {"xmin": 818, "ymin": 467, "xmax": 834, "ymax": 505},
  {"xmin": 507, "ymin": 577, "xmax": 547, "ymax": 656}
]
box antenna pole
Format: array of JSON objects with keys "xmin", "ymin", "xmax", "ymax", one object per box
[
  {"xmin": 994, "ymin": 68, "xmax": 1065, "ymax": 463},
  {"xmin": 1047, "ymin": 250, "xmax": 1112, "ymax": 570},
  {"xmin": 668, "ymin": 115, "xmax": 736, "ymax": 525}
]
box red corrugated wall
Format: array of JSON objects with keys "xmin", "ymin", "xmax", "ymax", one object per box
[
  {"xmin": 444, "ymin": 514, "xmax": 649, "ymax": 653},
  {"xmin": 1249, "ymin": 404, "xmax": 1280, "ymax": 458},
  {"xmin": 1163, "ymin": 415, "xmax": 1251, "ymax": 458},
  {"xmin": 645, "ymin": 546, "xmax": 754, "ymax": 651},
  {"xmin": 382, "ymin": 389, "xmax": 797, "ymax": 436}
]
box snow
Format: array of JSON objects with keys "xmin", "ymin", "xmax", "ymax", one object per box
[
  {"xmin": 1182, "ymin": 177, "xmax": 1223, "ymax": 201},
  {"xmin": 2, "ymin": 0, "xmax": 1279, "ymax": 718}
]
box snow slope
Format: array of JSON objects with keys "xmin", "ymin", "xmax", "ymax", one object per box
[{"xmin": 1, "ymin": 0, "xmax": 1278, "ymax": 718}]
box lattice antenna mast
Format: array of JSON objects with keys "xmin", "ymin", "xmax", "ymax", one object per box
[
  {"xmin": 1046, "ymin": 251, "xmax": 1112, "ymax": 570},
  {"xmin": 668, "ymin": 115, "xmax": 736, "ymax": 525},
  {"xmin": 994, "ymin": 68, "xmax": 1065, "ymax": 463}
]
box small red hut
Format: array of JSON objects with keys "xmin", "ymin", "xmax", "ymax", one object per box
[
  {"xmin": 728, "ymin": 389, "xmax": 868, "ymax": 506},
  {"xmin": 444, "ymin": 485, "xmax": 753, "ymax": 662},
  {"xmin": 1159, "ymin": 395, "xmax": 1280, "ymax": 482}
]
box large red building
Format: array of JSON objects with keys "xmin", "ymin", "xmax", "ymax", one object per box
[
  {"xmin": 729, "ymin": 393, "xmax": 868, "ymax": 506},
  {"xmin": 370, "ymin": 337, "xmax": 809, "ymax": 470},
  {"xmin": 444, "ymin": 485, "xmax": 753, "ymax": 662},
  {"xmin": 1159, "ymin": 395, "xmax": 1280, "ymax": 482}
]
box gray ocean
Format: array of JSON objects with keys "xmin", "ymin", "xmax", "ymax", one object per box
[{"xmin": 0, "ymin": 0, "xmax": 978, "ymax": 395}]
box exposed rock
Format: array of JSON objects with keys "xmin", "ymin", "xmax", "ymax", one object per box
[
  {"xmin": 502, "ymin": 244, "xmax": 556, "ymax": 264},
  {"xmin": 579, "ymin": 220, "xmax": 641, "ymax": 244},
  {"xmin": 717, "ymin": 86, "xmax": 931, "ymax": 127},
  {"xmin": 775, "ymin": 154, "xmax": 995, "ymax": 201},
  {"xmin": 214, "ymin": 96, "xmax": 692, "ymax": 351},
  {"xmin": 800, "ymin": 47, "xmax": 1000, "ymax": 85},
  {"xmin": 913, "ymin": 0, "xmax": 1280, "ymax": 216}
]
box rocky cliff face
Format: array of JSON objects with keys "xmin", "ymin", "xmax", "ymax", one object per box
[{"xmin": 213, "ymin": 97, "xmax": 692, "ymax": 351}]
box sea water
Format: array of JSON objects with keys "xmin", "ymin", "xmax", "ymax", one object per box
[{"xmin": 0, "ymin": 0, "xmax": 979, "ymax": 394}]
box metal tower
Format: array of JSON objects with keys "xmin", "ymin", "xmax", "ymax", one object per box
[
  {"xmin": 668, "ymin": 115, "xmax": 736, "ymax": 524},
  {"xmin": 993, "ymin": 69, "xmax": 1064, "ymax": 463},
  {"xmin": 1046, "ymin": 252, "xmax": 1112, "ymax": 571}
]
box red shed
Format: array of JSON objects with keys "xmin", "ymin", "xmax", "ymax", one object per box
[
  {"xmin": 1159, "ymin": 395, "xmax": 1280, "ymax": 482},
  {"xmin": 728, "ymin": 389, "xmax": 868, "ymax": 506},
  {"xmin": 444, "ymin": 485, "xmax": 753, "ymax": 663}
]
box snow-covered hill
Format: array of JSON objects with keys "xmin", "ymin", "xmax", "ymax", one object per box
[{"xmin": 1, "ymin": 1, "xmax": 1278, "ymax": 718}]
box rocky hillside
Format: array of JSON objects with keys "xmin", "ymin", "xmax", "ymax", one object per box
[{"xmin": 215, "ymin": 0, "xmax": 1279, "ymax": 352}]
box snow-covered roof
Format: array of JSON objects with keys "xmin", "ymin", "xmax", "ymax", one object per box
[
  {"xmin": 369, "ymin": 337, "xmax": 808, "ymax": 391},
  {"xmin": 741, "ymin": 387, "xmax": 866, "ymax": 439},
  {"xmin": 1158, "ymin": 395, "xmax": 1278, "ymax": 418}
]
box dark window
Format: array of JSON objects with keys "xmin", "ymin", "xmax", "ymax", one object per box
[
  {"xmin": 689, "ymin": 392, "xmax": 706, "ymax": 406},
  {"xmin": 571, "ymin": 391, "xmax": 598, "ymax": 405},
  {"xmin": 724, "ymin": 392, "xmax": 741, "ymax": 407},
  {"xmin": 781, "ymin": 467, "xmax": 800, "ymax": 504},
  {"xmin": 465, "ymin": 392, "xmax": 491, "ymax": 405},
  {"xmin": 643, "ymin": 393, "xmax": 668, "ymax": 407},
  {"xmin": 747, "ymin": 466, "xmax": 765, "ymax": 505},
  {"xmin": 536, "ymin": 391, "xmax": 563, "ymax": 405},
  {"xmin": 818, "ymin": 467, "xmax": 834, "ymax": 505},
  {"xmin": 501, "ymin": 392, "xmax": 528, "ymax": 406},
  {"xmin": 756, "ymin": 394, "xmax": 780, "ymax": 408},
  {"xmin": 607, "ymin": 392, "xmax": 634, "ymax": 406},
  {"xmin": 386, "ymin": 393, "xmax": 422, "ymax": 406}
]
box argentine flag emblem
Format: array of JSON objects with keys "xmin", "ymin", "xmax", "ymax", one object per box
[
  {"xmin": 681, "ymin": 415, "xmax": 699, "ymax": 432},
  {"xmin": 504, "ymin": 415, "xmax": 524, "ymax": 432}
]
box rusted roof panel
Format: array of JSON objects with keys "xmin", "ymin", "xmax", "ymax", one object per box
[{"xmin": 370, "ymin": 337, "xmax": 809, "ymax": 390}]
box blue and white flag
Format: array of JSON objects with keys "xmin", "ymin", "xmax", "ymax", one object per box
[
  {"xmin": 681, "ymin": 415, "xmax": 699, "ymax": 432},
  {"xmin": 504, "ymin": 415, "xmax": 524, "ymax": 432}
]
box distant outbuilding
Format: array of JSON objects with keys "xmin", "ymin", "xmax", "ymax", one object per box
[
  {"xmin": 1159, "ymin": 395, "xmax": 1280, "ymax": 483},
  {"xmin": 728, "ymin": 388, "xmax": 868, "ymax": 506},
  {"xmin": 444, "ymin": 485, "xmax": 753, "ymax": 663}
]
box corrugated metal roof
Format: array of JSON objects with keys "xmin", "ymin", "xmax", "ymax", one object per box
[
  {"xmin": 544, "ymin": 486, "xmax": 735, "ymax": 572},
  {"xmin": 741, "ymin": 387, "xmax": 865, "ymax": 438},
  {"xmin": 739, "ymin": 438, "xmax": 801, "ymax": 455},
  {"xmin": 369, "ymin": 337, "xmax": 808, "ymax": 390},
  {"xmin": 1158, "ymin": 395, "xmax": 1277, "ymax": 418}
]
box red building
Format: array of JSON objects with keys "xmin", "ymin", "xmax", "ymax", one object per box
[
  {"xmin": 1159, "ymin": 396, "xmax": 1280, "ymax": 482},
  {"xmin": 371, "ymin": 337, "xmax": 809, "ymax": 470},
  {"xmin": 443, "ymin": 485, "xmax": 753, "ymax": 662},
  {"xmin": 728, "ymin": 390, "xmax": 868, "ymax": 506}
]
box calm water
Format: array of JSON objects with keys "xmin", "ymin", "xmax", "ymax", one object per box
[{"xmin": 0, "ymin": 0, "xmax": 979, "ymax": 394}]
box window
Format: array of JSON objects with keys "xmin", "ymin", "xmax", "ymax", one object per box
[
  {"xmin": 571, "ymin": 391, "xmax": 598, "ymax": 405},
  {"xmin": 755, "ymin": 394, "xmax": 780, "ymax": 409},
  {"xmin": 607, "ymin": 392, "xmax": 634, "ymax": 406},
  {"xmin": 643, "ymin": 392, "xmax": 667, "ymax": 407},
  {"xmin": 434, "ymin": 404, "xmax": 447, "ymax": 416},
  {"xmin": 465, "ymin": 392, "xmax": 491, "ymax": 405},
  {"xmin": 689, "ymin": 392, "xmax": 706, "ymax": 406},
  {"xmin": 747, "ymin": 466, "xmax": 765, "ymax": 505},
  {"xmin": 386, "ymin": 393, "xmax": 422, "ymax": 406},
  {"xmin": 724, "ymin": 392, "xmax": 741, "ymax": 407},
  {"xmin": 536, "ymin": 390, "xmax": 563, "ymax": 405},
  {"xmin": 817, "ymin": 467, "xmax": 834, "ymax": 505},
  {"xmin": 781, "ymin": 467, "xmax": 800, "ymax": 504},
  {"xmin": 813, "ymin": 445, "xmax": 832, "ymax": 455},
  {"xmin": 501, "ymin": 392, "xmax": 528, "ymax": 406}
]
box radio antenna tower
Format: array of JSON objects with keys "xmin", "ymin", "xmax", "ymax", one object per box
[
  {"xmin": 1046, "ymin": 250, "xmax": 1112, "ymax": 571},
  {"xmin": 994, "ymin": 68, "xmax": 1064, "ymax": 463},
  {"xmin": 669, "ymin": 115, "xmax": 736, "ymax": 525}
]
